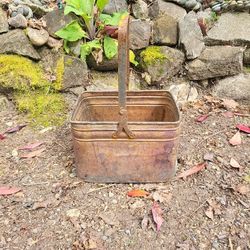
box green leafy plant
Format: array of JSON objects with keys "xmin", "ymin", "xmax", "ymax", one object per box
[{"xmin": 55, "ymin": 0, "xmax": 138, "ymax": 66}]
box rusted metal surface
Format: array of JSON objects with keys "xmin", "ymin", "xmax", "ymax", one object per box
[{"xmin": 70, "ymin": 15, "xmax": 181, "ymax": 183}]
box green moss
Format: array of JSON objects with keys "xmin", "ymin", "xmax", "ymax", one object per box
[
  {"xmin": 54, "ymin": 56, "xmax": 64, "ymax": 91},
  {"xmin": 15, "ymin": 91, "xmax": 66, "ymax": 127},
  {"xmin": 0, "ymin": 54, "xmax": 67, "ymax": 127},
  {"xmin": 65, "ymin": 57, "xmax": 73, "ymax": 66},
  {"xmin": 0, "ymin": 55, "xmax": 49, "ymax": 91},
  {"xmin": 140, "ymin": 46, "xmax": 168, "ymax": 66}
]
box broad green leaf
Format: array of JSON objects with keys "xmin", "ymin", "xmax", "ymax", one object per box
[
  {"xmin": 100, "ymin": 12, "xmax": 127, "ymax": 26},
  {"xmin": 80, "ymin": 39, "xmax": 102, "ymax": 60},
  {"xmin": 97, "ymin": 0, "xmax": 109, "ymax": 12},
  {"xmin": 103, "ymin": 36, "xmax": 118, "ymax": 59},
  {"xmin": 64, "ymin": 0, "xmax": 94, "ymax": 16},
  {"xmin": 64, "ymin": 0, "xmax": 85, "ymax": 15},
  {"xmin": 129, "ymin": 50, "xmax": 139, "ymax": 66},
  {"xmin": 55, "ymin": 20, "xmax": 87, "ymax": 42}
]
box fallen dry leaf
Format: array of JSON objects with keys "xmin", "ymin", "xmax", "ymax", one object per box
[
  {"xmin": 205, "ymin": 206, "xmax": 214, "ymax": 220},
  {"xmin": 151, "ymin": 202, "xmax": 164, "ymax": 232},
  {"xmin": 230, "ymin": 158, "xmax": 243, "ymax": 171},
  {"xmin": 234, "ymin": 112, "xmax": 250, "ymax": 117},
  {"xmin": 4, "ymin": 124, "xmax": 26, "ymax": 134},
  {"xmin": 0, "ymin": 133, "xmax": 5, "ymax": 140},
  {"xmin": 32, "ymin": 200, "xmax": 50, "ymax": 210},
  {"xmin": 196, "ymin": 114, "xmax": 209, "ymax": 123},
  {"xmin": 177, "ymin": 162, "xmax": 207, "ymax": 179},
  {"xmin": 235, "ymin": 184, "xmax": 249, "ymax": 195},
  {"xmin": 203, "ymin": 152, "xmax": 214, "ymax": 162},
  {"xmin": 207, "ymin": 199, "xmax": 221, "ymax": 215},
  {"xmin": 222, "ymin": 99, "xmax": 238, "ymax": 110},
  {"xmin": 127, "ymin": 189, "xmax": 150, "ymax": 198},
  {"xmin": 222, "ymin": 111, "xmax": 234, "ymax": 118},
  {"xmin": 141, "ymin": 214, "xmax": 149, "ymax": 230},
  {"xmin": 18, "ymin": 142, "xmax": 44, "ymax": 151},
  {"xmin": 0, "ymin": 186, "xmax": 21, "ymax": 195},
  {"xmin": 236, "ymin": 124, "xmax": 250, "ymax": 134},
  {"xmin": 229, "ymin": 131, "xmax": 241, "ymax": 146},
  {"xmin": 152, "ymin": 191, "xmax": 172, "ymax": 204},
  {"xmin": 66, "ymin": 208, "xmax": 81, "ymax": 218},
  {"xmin": 20, "ymin": 148, "xmax": 45, "ymax": 159}
]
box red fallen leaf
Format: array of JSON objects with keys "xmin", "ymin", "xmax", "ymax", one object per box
[
  {"xmin": 196, "ymin": 114, "xmax": 209, "ymax": 123},
  {"xmin": 0, "ymin": 133, "xmax": 6, "ymax": 140},
  {"xmin": 0, "ymin": 186, "xmax": 21, "ymax": 195},
  {"xmin": 222, "ymin": 111, "xmax": 234, "ymax": 118},
  {"xmin": 236, "ymin": 124, "xmax": 250, "ymax": 134},
  {"xmin": 127, "ymin": 189, "xmax": 150, "ymax": 197},
  {"xmin": 151, "ymin": 201, "xmax": 164, "ymax": 232},
  {"xmin": 229, "ymin": 131, "xmax": 241, "ymax": 146},
  {"xmin": 18, "ymin": 142, "xmax": 44, "ymax": 151},
  {"xmin": 177, "ymin": 162, "xmax": 207, "ymax": 179},
  {"xmin": 20, "ymin": 148, "xmax": 45, "ymax": 159},
  {"xmin": 4, "ymin": 124, "xmax": 26, "ymax": 134}
]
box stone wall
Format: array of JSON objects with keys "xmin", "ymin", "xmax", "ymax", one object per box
[{"xmin": 0, "ymin": 0, "xmax": 250, "ymax": 105}]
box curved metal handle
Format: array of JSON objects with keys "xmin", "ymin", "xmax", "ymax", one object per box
[{"xmin": 112, "ymin": 15, "xmax": 135, "ymax": 139}]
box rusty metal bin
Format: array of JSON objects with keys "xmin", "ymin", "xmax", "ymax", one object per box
[{"xmin": 70, "ymin": 16, "xmax": 181, "ymax": 183}]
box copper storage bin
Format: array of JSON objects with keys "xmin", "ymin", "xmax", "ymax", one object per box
[{"xmin": 71, "ymin": 16, "xmax": 181, "ymax": 183}]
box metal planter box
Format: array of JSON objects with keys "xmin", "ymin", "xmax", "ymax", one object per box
[{"xmin": 70, "ymin": 16, "xmax": 181, "ymax": 183}]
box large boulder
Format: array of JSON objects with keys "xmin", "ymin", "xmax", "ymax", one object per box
[
  {"xmin": 63, "ymin": 56, "xmax": 89, "ymax": 89},
  {"xmin": 130, "ymin": 19, "xmax": 151, "ymax": 50},
  {"xmin": 206, "ymin": 13, "xmax": 250, "ymax": 47},
  {"xmin": 140, "ymin": 46, "xmax": 185, "ymax": 83},
  {"xmin": 152, "ymin": 14, "xmax": 178, "ymax": 45},
  {"xmin": 85, "ymin": 71, "xmax": 140, "ymax": 91},
  {"xmin": 103, "ymin": 0, "xmax": 128, "ymax": 14},
  {"xmin": 158, "ymin": 0, "xmax": 187, "ymax": 21},
  {"xmin": 179, "ymin": 11, "xmax": 205, "ymax": 60},
  {"xmin": 0, "ymin": 8, "xmax": 8, "ymax": 34},
  {"xmin": 186, "ymin": 46, "xmax": 244, "ymax": 80},
  {"xmin": 44, "ymin": 9, "xmax": 74, "ymax": 38},
  {"xmin": 212, "ymin": 73, "xmax": 250, "ymax": 102},
  {"xmin": 0, "ymin": 29, "xmax": 40, "ymax": 60},
  {"xmin": 132, "ymin": 0, "xmax": 148, "ymax": 19}
]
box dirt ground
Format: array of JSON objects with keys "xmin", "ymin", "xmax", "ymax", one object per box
[{"xmin": 0, "ymin": 92, "xmax": 249, "ymax": 250}]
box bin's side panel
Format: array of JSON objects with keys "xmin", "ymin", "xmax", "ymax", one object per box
[{"xmin": 73, "ymin": 138, "xmax": 179, "ymax": 183}]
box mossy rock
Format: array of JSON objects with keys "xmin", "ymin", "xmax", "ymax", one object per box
[
  {"xmin": 139, "ymin": 46, "xmax": 185, "ymax": 84},
  {"xmin": 0, "ymin": 54, "xmax": 66, "ymax": 127}
]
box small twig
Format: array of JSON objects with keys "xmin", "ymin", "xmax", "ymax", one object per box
[
  {"xmin": 86, "ymin": 184, "xmax": 116, "ymax": 194},
  {"xmin": 22, "ymin": 181, "xmax": 49, "ymax": 186},
  {"xmin": 228, "ymin": 237, "xmax": 233, "ymax": 250}
]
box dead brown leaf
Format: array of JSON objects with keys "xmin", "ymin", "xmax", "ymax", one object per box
[
  {"xmin": 141, "ymin": 214, "xmax": 149, "ymax": 230},
  {"xmin": 222, "ymin": 99, "xmax": 239, "ymax": 110},
  {"xmin": 205, "ymin": 206, "xmax": 214, "ymax": 220},
  {"xmin": 229, "ymin": 131, "xmax": 241, "ymax": 146},
  {"xmin": 20, "ymin": 148, "xmax": 45, "ymax": 159},
  {"xmin": 230, "ymin": 158, "xmax": 243, "ymax": 171},
  {"xmin": 32, "ymin": 200, "xmax": 50, "ymax": 210},
  {"xmin": 177, "ymin": 162, "xmax": 207, "ymax": 179},
  {"xmin": 235, "ymin": 184, "xmax": 249, "ymax": 195},
  {"xmin": 152, "ymin": 191, "xmax": 172, "ymax": 204}
]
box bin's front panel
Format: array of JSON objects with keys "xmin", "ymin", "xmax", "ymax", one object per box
[{"xmin": 73, "ymin": 138, "xmax": 179, "ymax": 183}]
